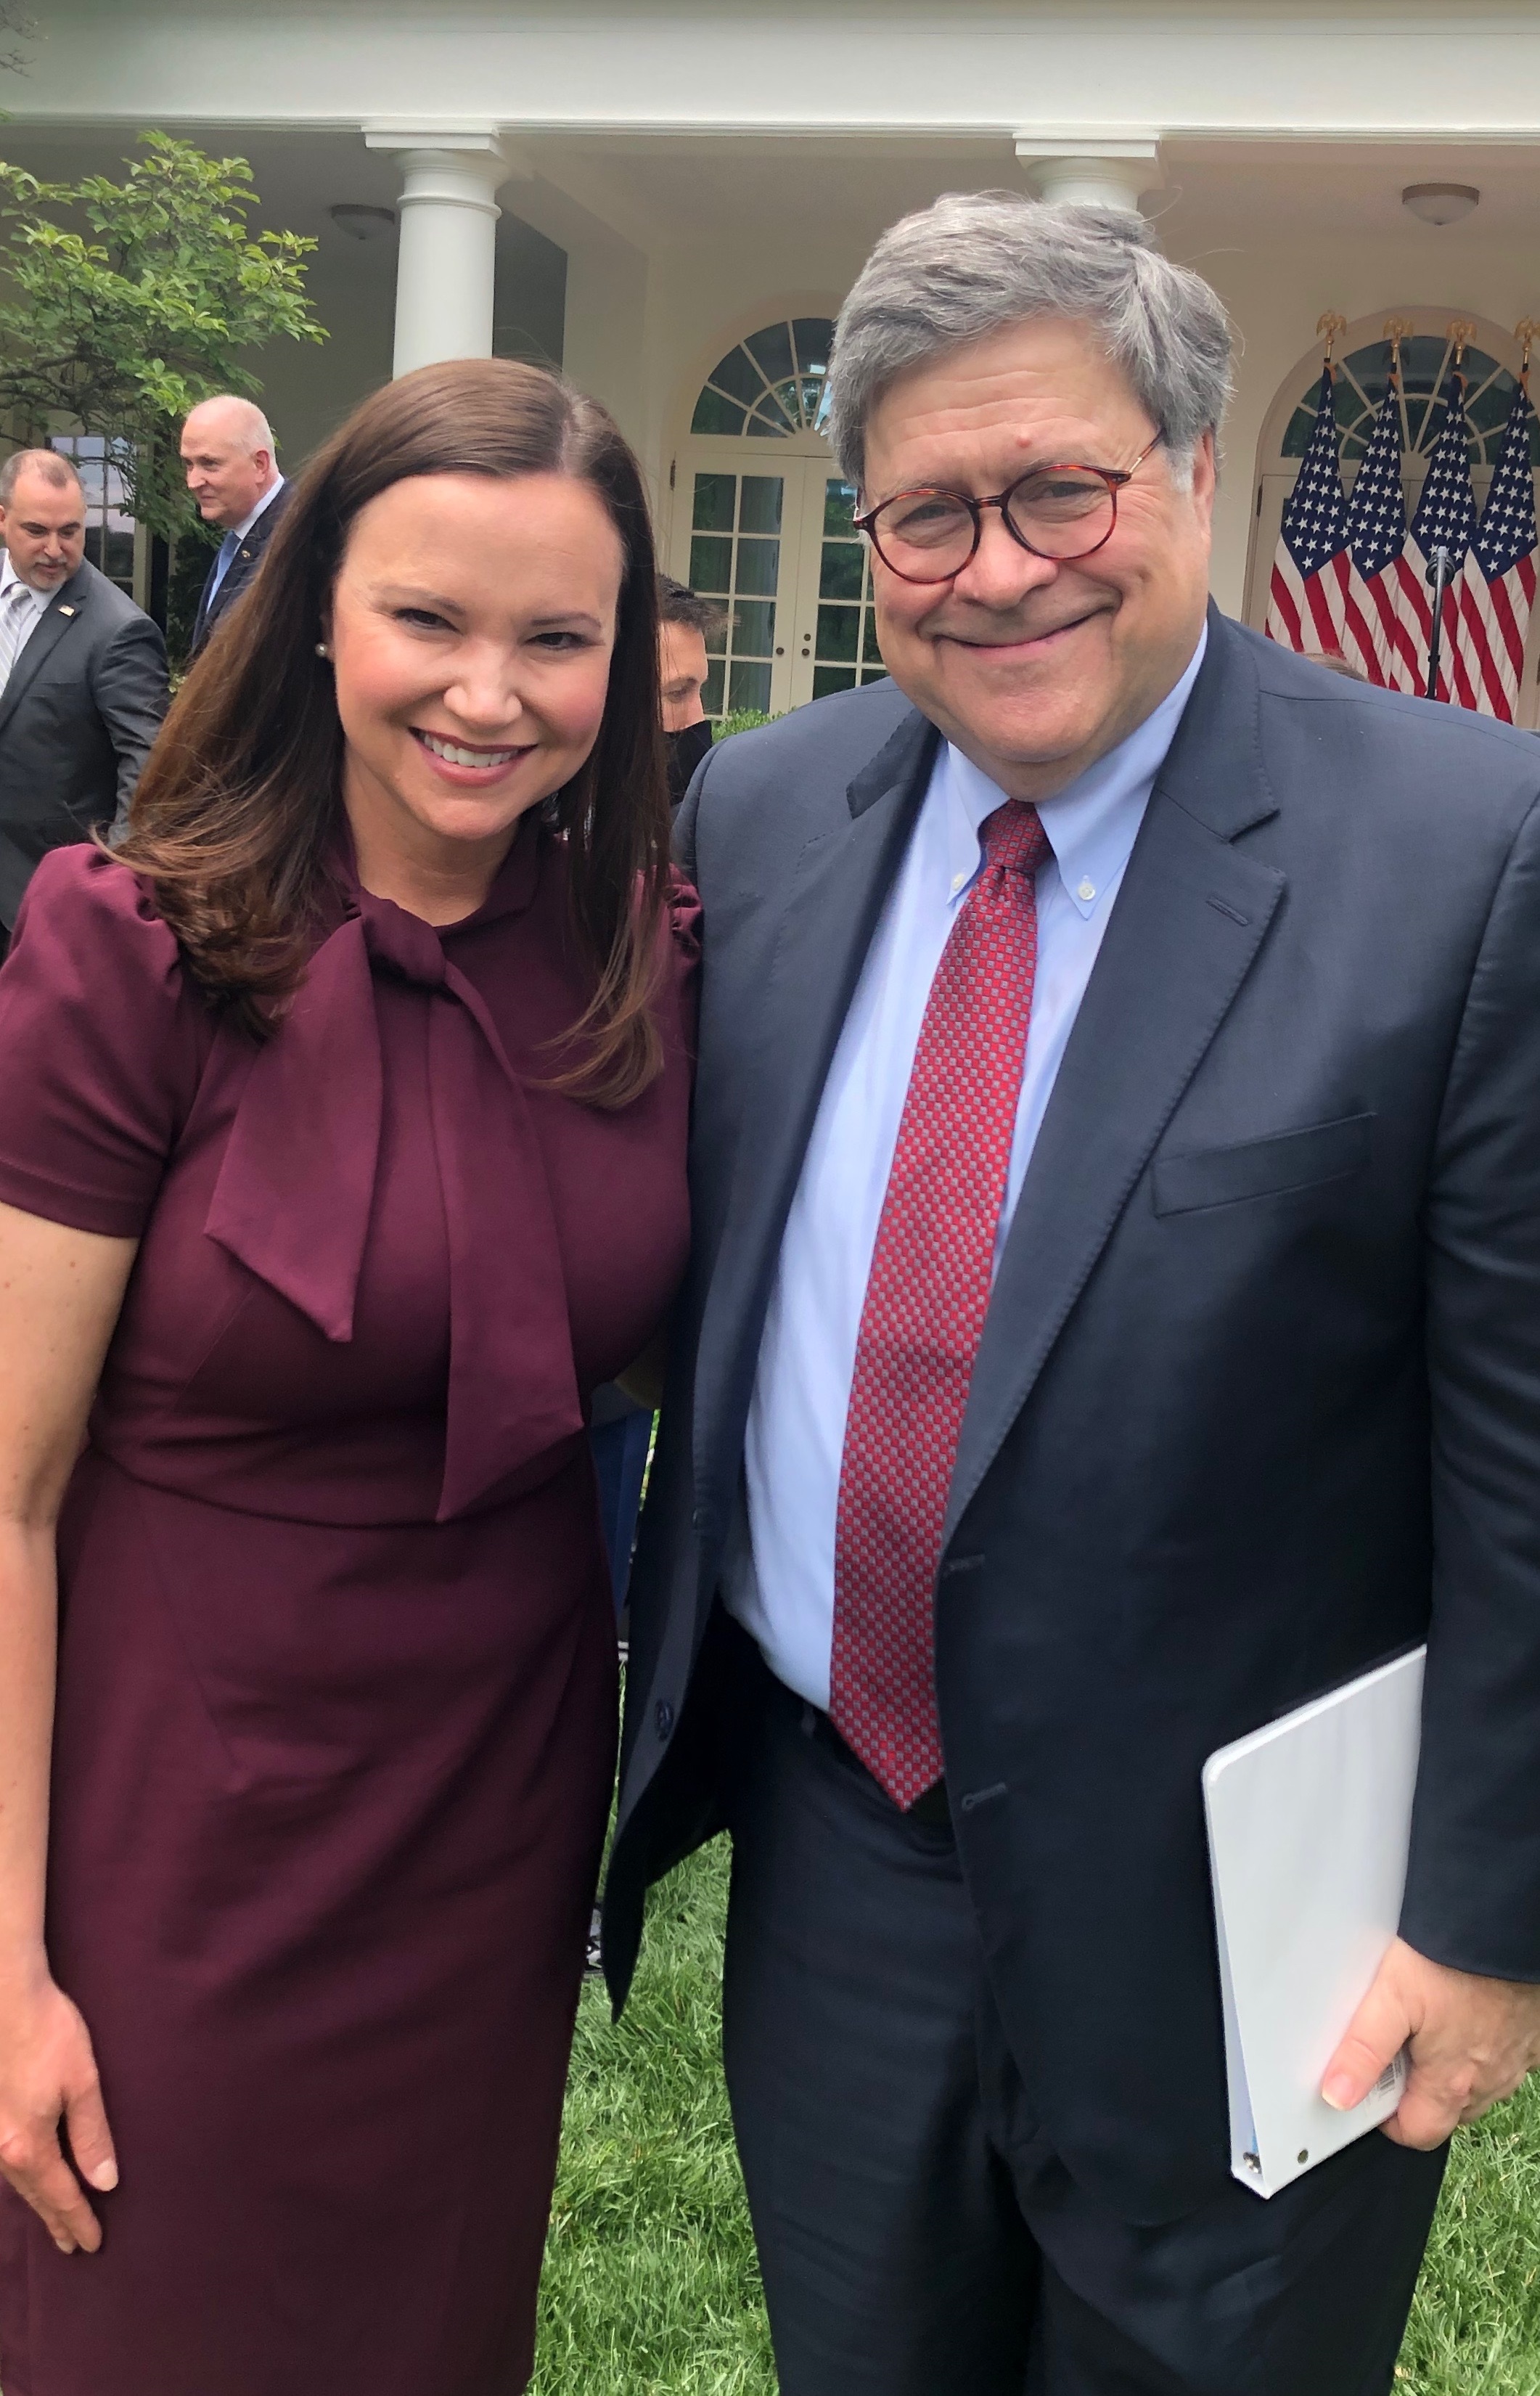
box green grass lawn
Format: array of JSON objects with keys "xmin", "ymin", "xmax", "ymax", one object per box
[{"xmin": 533, "ymin": 1839, "xmax": 1540, "ymax": 2395}]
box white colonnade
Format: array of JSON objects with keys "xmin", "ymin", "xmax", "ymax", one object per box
[
  {"xmin": 1015, "ymin": 140, "xmax": 1161, "ymax": 213},
  {"xmin": 364, "ymin": 127, "xmax": 512, "ymax": 376}
]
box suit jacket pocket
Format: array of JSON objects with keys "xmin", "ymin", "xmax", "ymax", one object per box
[{"xmin": 1152, "ymin": 1112, "xmax": 1372, "ymax": 1218}]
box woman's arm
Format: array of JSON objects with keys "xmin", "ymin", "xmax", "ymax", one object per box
[{"xmin": 0, "ymin": 1201, "xmax": 136, "ymax": 2254}]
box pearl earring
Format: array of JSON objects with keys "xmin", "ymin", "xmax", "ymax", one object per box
[{"xmin": 315, "ymin": 642, "xmax": 329, "ymax": 660}]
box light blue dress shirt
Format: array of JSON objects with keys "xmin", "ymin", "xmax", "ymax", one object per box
[{"xmin": 729, "ymin": 629, "xmax": 1208, "ymax": 1711}]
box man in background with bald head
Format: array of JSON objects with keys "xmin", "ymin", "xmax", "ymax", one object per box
[{"xmin": 181, "ymin": 396, "xmax": 287, "ymax": 658}]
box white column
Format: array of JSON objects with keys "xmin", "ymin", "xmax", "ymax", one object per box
[
  {"xmin": 363, "ymin": 129, "xmax": 508, "ymax": 377},
  {"xmin": 1014, "ymin": 139, "xmax": 1161, "ymax": 213}
]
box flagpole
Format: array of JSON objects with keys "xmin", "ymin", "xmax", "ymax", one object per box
[
  {"xmin": 1421, "ymin": 322, "xmax": 1477, "ymax": 703},
  {"xmin": 1425, "ymin": 544, "xmax": 1451, "ymax": 699}
]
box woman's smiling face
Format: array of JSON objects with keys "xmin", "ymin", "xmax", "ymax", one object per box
[{"xmin": 329, "ymin": 469, "xmax": 626, "ymax": 904}]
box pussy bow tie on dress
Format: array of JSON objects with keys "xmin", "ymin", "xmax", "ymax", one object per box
[{"xmin": 205, "ymin": 853, "xmax": 585, "ymax": 1523}]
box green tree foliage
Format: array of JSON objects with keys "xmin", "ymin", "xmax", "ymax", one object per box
[{"xmin": 0, "ymin": 133, "xmax": 325, "ymax": 534}]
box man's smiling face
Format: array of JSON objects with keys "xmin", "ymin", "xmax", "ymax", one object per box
[{"xmin": 860, "ymin": 315, "xmax": 1214, "ymax": 801}]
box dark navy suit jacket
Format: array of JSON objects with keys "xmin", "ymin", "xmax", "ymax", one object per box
[
  {"xmin": 190, "ymin": 480, "xmax": 289, "ymax": 657},
  {"xmin": 604, "ymin": 604, "xmax": 1540, "ymax": 2220},
  {"xmin": 0, "ymin": 557, "xmax": 167, "ymax": 928}
]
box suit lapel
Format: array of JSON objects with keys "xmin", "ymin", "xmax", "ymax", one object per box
[
  {"xmin": 944, "ymin": 611, "xmax": 1286, "ymax": 1543},
  {"xmin": 0, "ymin": 566, "xmax": 87, "ymax": 740},
  {"xmin": 692, "ymin": 706, "xmax": 938, "ymax": 1526},
  {"xmin": 192, "ymin": 552, "xmax": 219, "ymax": 645}
]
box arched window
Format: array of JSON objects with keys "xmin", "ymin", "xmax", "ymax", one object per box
[
  {"xmin": 690, "ymin": 318, "xmax": 834, "ymax": 438},
  {"xmin": 1280, "ymin": 332, "xmax": 1534, "ymax": 469}
]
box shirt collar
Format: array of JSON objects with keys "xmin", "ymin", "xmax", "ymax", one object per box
[
  {"xmin": 940, "ymin": 623, "xmax": 1208, "ymax": 920},
  {"xmin": 0, "ymin": 555, "xmax": 54, "ymax": 613},
  {"xmin": 232, "ymin": 475, "xmax": 285, "ymax": 544}
]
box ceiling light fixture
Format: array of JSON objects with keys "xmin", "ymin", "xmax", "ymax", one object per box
[
  {"xmin": 329, "ymin": 203, "xmax": 397, "ymax": 242},
  {"xmin": 1401, "ymin": 182, "xmax": 1480, "ymax": 228}
]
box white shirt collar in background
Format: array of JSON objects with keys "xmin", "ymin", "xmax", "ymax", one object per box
[
  {"xmin": 0, "ymin": 553, "xmax": 57, "ymax": 618},
  {"xmin": 232, "ymin": 475, "xmax": 285, "ymax": 544}
]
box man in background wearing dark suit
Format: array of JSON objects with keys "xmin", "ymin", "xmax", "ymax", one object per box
[
  {"xmin": 605, "ymin": 193, "xmax": 1540, "ymax": 2393},
  {"xmin": 181, "ymin": 396, "xmax": 287, "ymax": 658},
  {"xmin": 0, "ymin": 449, "xmax": 168, "ymax": 941}
]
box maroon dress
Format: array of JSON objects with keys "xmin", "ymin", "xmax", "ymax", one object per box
[{"xmin": 0, "ymin": 825, "xmax": 695, "ymax": 2396}]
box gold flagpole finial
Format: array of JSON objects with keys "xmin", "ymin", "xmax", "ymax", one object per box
[
  {"xmin": 1447, "ymin": 317, "xmax": 1477, "ymax": 369},
  {"xmin": 1515, "ymin": 319, "xmax": 1539, "ymax": 385},
  {"xmin": 1383, "ymin": 316, "xmax": 1414, "ymax": 378},
  {"xmin": 1316, "ymin": 311, "xmax": 1348, "ymax": 371}
]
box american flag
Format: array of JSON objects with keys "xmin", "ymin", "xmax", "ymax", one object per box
[
  {"xmin": 1397, "ymin": 372, "xmax": 1480, "ymax": 703},
  {"xmin": 1454, "ymin": 380, "xmax": 1538, "ymax": 721},
  {"xmin": 1265, "ymin": 366, "xmax": 1350, "ymax": 658},
  {"xmin": 1340, "ymin": 371, "xmax": 1418, "ymax": 690}
]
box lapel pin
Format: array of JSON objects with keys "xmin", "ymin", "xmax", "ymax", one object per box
[{"xmin": 58, "ymin": 605, "xmax": 76, "ymax": 618}]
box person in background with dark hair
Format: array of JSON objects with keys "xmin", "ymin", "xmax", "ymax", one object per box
[
  {"xmin": 0, "ymin": 359, "xmax": 695, "ymax": 2396},
  {"xmin": 658, "ymin": 573, "xmax": 718, "ymax": 808}
]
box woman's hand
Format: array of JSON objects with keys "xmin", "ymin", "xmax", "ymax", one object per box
[{"xmin": 0, "ymin": 1966, "xmax": 118, "ymax": 2253}]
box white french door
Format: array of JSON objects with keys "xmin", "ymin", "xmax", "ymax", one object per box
[{"xmin": 671, "ymin": 440, "xmax": 890, "ymax": 721}]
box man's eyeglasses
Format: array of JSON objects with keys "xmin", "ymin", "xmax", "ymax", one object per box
[{"xmin": 853, "ymin": 430, "xmax": 1166, "ymax": 584}]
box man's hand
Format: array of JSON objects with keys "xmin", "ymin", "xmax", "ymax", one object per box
[{"xmin": 1322, "ymin": 1935, "xmax": 1540, "ymax": 2148}]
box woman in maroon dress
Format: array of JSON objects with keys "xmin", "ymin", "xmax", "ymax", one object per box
[{"xmin": 0, "ymin": 359, "xmax": 693, "ymax": 2395}]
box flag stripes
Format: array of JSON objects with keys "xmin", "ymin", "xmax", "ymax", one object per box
[{"xmin": 1266, "ymin": 366, "xmax": 1350, "ymax": 661}]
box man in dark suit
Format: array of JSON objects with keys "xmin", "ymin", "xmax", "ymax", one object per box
[
  {"xmin": 0, "ymin": 449, "xmax": 168, "ymax": 936},
  {"xmin": 180, "ymin": 395, "xmax": 288, "ymax": 657},
  {"xmin": 605, "ymin": 193, "xmax": 1540, "ymax": 2393}
]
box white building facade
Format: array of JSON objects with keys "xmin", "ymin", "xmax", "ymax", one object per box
[{"xmin": 9, "ymin": 0, "xmax": 1540, "ymax": 716}]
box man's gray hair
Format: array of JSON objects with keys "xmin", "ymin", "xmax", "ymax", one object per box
[
  {"xmin": 0, "ymin": 447, "xmax": 84, "ymax": 508},
  {"xmin": 826, "ymin": 192, "xmax": 1235, "ymax": 494}
]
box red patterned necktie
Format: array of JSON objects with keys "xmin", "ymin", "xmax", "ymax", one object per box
[{"xmin": 830, "ymin": 799, "xmax": 1051, "ymax": 1808}]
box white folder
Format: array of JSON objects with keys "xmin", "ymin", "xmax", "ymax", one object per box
[{"xmin": 1202, "ymin": 1645, "xmax": 1425, "ymax": 2199}]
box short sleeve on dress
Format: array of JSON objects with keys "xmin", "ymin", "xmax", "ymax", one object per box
[{"xmin": 0, "ymin": 847, "xmax": 205, "ymax": 1238}]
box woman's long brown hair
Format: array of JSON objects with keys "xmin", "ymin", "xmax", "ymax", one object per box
[{"xmin": 119, "ymin": 359, "xmax": 672, "ymax": 1106}]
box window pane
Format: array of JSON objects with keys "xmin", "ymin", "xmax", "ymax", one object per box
[
  {"xmin": 729, "ymin": 659, "xmax": 773, "ymax": 714},
  {"xmin": 746, "ymin": 399, "xmax": 794, "ymax": 436},
  {"xmin": 703, "ymin": 658, "xmax": 726, "ymax": 716},
  {"xmin": 819, "ymin": 543, "xmax": 864, "ymax": 600},
  {"xmin": 814, "ymin": 666, "xmax": 857, "ymax": 699},
  {"xmin": 708, "ymin": 344, "xmax": 769, "ymax": 406},
  {"xmin": 824, "ymin": 478, "xmax": 859, "ymax": 535},
  {"xmin": 816, "ymin": 603, "xmax": 860, "ymax": 663},
  {"xmin": 1466, "ymin": 369, "xmax": 1512, "ymax": 443},
  {"xmin": 689, "ymin": 534, "xmax": 733, "ymax": 593},
  {"xmin": 691, "ymin": 388, "xmax": 747, "ymax": 436},
  {"xmin": 734, "ymin": 539, "xmax": 779, "ymax": 597},
  {"xmin": 863, "ymin": 607, "xmax": 882, "ymax": 663},
  {"xmin": 732, "ymin": 599, "xmax": 777, "ymax": 655},
  {"xmin": 745, "ymin": 322, "xmax": 795, "ymax": 386},
  {"xmin": 857, "ymin": 664, "xmax": 889, "ymax": 687},
  {"xmin": 793, "ymin": 319, "xmax": 835, "ymax": 378},
  {"xmin": 738, "ymin": 477, "xmax": 783, "ymax": 534},
  {"xmin": 692, "ymin": 473, "xmax": 737, "ymax": 532}
]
